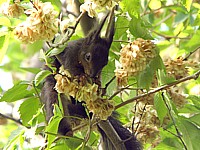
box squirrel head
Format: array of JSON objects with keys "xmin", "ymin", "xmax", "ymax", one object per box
[{"xmin": 79, "ymin": 10, "xmax": 115, "ymax": 78}]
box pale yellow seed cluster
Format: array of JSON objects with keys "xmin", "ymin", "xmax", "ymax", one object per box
[
  {"xmin": 165, "ymin": 58, "xmax": 188, "ymax": 80},
  {"xmin": 14, "ymin": 0, "xmax": 58, "ymax": 43},
  {"xmin": 165, "ymin": 57, "xmax": 199, "ymax": 80},
  {"xmin": 134, "ymin": 104, "xmax": 160, "ymax": 147},
  {"xmin": 93, "ymin": 0, "xmax": 113, "ymax": 7},
  {"xmin": 87, "ymin": 98, "xmax": 115, "ymax": 120},
  {"xmin": 0, "ymin": 2, "xmax": 24, "ymax": 18},
  {"xmin": 115, "ymin": 38, "xmax": 157, "ymax": 86},
  {"xmin": 80, "ymin": 0, "xmax": 119, "ymax": 17},
  {"xmin": 54, "ymin": 66, "xmax": 114, "ymax": 120}
]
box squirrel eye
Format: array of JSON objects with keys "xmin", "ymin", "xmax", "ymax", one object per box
[{"xmin": 85, "ymin": 52, "xmax": 91, "ymax": 62}]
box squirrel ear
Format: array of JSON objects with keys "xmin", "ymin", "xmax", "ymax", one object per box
[
  {"xmin": 85, "ymin": 7, "xmax": 115, "ymax": 45},
  {"xmin": 105, "ymin": 6, "xmax": 115, "ymax": 46},
  {"xmin": 85, "ymin": 12, "xmax": 109, "ymax": 45}
]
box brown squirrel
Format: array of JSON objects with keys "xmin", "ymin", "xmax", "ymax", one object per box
[{"xmin": 41, "ymin": 11, "xmax": 142, "ymax": 150}]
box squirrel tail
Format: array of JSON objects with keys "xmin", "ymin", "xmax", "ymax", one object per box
[{"xmin": 98, "ymin": 116, "xmax": 142, "ymax": 150}]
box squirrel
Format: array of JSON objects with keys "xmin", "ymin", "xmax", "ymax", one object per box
[{"xmin": 41, "ymin": 10, "xmax": 142, "ymax": 150}]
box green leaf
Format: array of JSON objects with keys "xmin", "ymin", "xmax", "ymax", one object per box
[
  {"xmin": 20, "ymin": 67, "xmax": 41, "ymax": 74},
  {"xmin": 129, "ymin": 17, "xmax": 153, "ymax": 39},
  {"xmin": 19, "ymin": 97, "xmax": 40, "ymax": 126},
  {"xmin": 149, "ymin": 0, "xmax": 161, "ymax": 10},
  {"xmin": 4, "ymin": 127, "xmax": 25, "ymax": 150},
  {"xmin": 120, "ymin": 0, "xmax": 140, "ymax": 18},
  {"xmin": 65, "ymin": 137, "xmax": 84, "ymax": 150},
  {"xmin": 0, "ymin": 34, "xmax": 10, "ymax": 63},
  {"xmin": 34, "ymin": 70, "xmax": 52, "ymax": 86},
  {"xmin": 174, "ymin": 12, "xmax": 188, "ymax": 26},
  {"xmin": 46, "ymin": 104, "xmax": 63, "ymax": 148},
  {"xmin": 178, "ymin": 118, "xmax": 200, "ymax": 150},
  {"xmin": 46, "ymin": 47, "xmax": 65, "ymax": 57},
  {"xmin": 0, "ymin": 81, "xmax": 33, "ymax": 102},
  {"xmin": 138, "ymin": 54, "xmax": 164, "ymax": 89},
  {"xmin": 112, "ymin": 15, "xmax": 129, "ymax": 50},
  {"xmin": 184, "ymin": 30, "xmax": 200, "ymax": 51},
  {"xmin": 189, "ymin": 113, "xmax": 200, "ymax": 127},
  {"xmin": 154, "ymin": 92, "xmax": 168, "ymax": 124},
  {"xmin": 184, "ymin": 0, "xmax": 192, "ymax": 11},
  {"xmin": 157, "ymin": 69, "xmax": 175, "ymax": 85},
  {"xmin": 101, "ymin": 60, "xmax": 116, "ymax": 96},
  {"xmin": 0, "ymin": 17, "xmax": 11, "ymax": 27}
]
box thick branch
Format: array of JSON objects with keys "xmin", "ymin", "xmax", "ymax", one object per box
[{"xmin": 115, "ymin": 69, "xmax": 200, "ymax": 110}]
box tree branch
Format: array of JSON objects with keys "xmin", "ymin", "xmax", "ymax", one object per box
[
  {"xmin": 183, "ymin": 46, "xmax": 200, "ymax": 61},
  {"xmin": 115, "ymin": 69, "xmax": 200, "ymax": 110},
  {"xmin": 0, "ymin": 113, "xmax": 23, "ymax": 126}
]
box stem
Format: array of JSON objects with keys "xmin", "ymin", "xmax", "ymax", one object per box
[
  {"xmin": 183, "ymin": 46, "xmax": 200, "ymax": 61},
  {"xmin": 49, "ymin": 11, "xmax": 86, "ymax": 48},
  {"xmin": 115, "ymin": 69, "xmax": 200, "ymax": 109},
  {"xmin": 32, "ymin": 81, "xmax": 47, "ymax": 125},
  {"xmin": 0, "ymin": 113, "xmax": 24, "ymax": 126},
  {"xmin": 161, "ymin": 92, "xmax": 188, "ymax": 150}
]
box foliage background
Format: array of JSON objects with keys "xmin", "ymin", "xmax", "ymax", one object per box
[{"xmin": 0, "ymin": 0, "xmax": 200, "ymax": 149}]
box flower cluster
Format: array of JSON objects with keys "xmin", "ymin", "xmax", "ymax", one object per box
[
  {"xmin": 80, "ymin": 0, "xmax": 120, "ymax": 17},
  {"xmin": 0, "ymin": 2, "xmax": 24, "ymax": 18},
  {"xmin": 165, "ymin": 57, "xmax": 199, "ymax": 79},
  {"xmin": 115, "ymin": 38, "xmax": 157, "ymax": 86},
  {"xmin": 54, "ymin": 66, "xmax": 114, "ymax": 120},
  {"xmin": 134, "ymin": 104, "xmax": 161, "ymax": 146},
  {"xmin": 14, "ymin": 0, "xmax": 58, "ymax": 43}
]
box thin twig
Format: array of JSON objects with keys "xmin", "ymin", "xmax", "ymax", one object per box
[
  {"xmin": 154, "ymin": 13, "xmax": 174, "ymax": 27},
  {"xmin": 113, "ymin": 40, "xmax": 130, "ymax": 43},
  {"xmin": 0, "ymin": 113, "xmax": 23, "ymax": 126},
  {"xmin": 108, "ymin": 84, "xmax": 134, "ymax": 100},
  {"xmin": 163, "ymin": 127, "xmax": 180, "ymax": 138},
  {"xmin": 135, "ymin": 103, "xmax": 147, "ymax": 136},
  {"xmin": 142, "ymin": 4, "xmax": 178, "ymax": 16},
  {"xmin": 151, "ymin": 30, "xmax": 191, "ymax": 40},
  {"xmin": 141, "ymin": 0, "xmax": 152, "ymax": 16},
  {"xmin": 161, "ymin": 92, "xmax": 188, "ymax": 150},
  {"xmin": 115, "ymin": 69, "xmax": 200, "ymax": 109},
  {"xmin": 49, "ymin": 11, "xmax": 86, "ymax": 48},
  {"xmin": 183, "ymin": 46, "xmax": 200, "ymax": 61},
  {"xmin": 32, "ymin": 81, "xmax": 47, "ymax": 125},
  {"xmin": 45, "ymin": 131, "xmax": 83, "ymax": 140},
  {"xmin": 81, "ymin": 115, "xmax": 93, "ymax": 150},
  {"xmin": 103, "ymin": 76, "xmax": 116, "ymax": 90}
]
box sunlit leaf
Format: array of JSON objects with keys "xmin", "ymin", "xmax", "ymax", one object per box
[
  {"xmin": 34, "ymin": 70, "xmax": 52, "ymax": 86},
  {"xmin": 178, "ymin": 118, "xmax": 200, "ymax": 150},
  {"xmin": 46, "ymin": 47, "xmax": 65, "ymax": 57},
  {"xmin": 46, "ymin": 104, "xmax": 63, "ymax": 148},
  {"xmin": 0, "ymin": 33, "xmax": 10, "ymax": 63},
  {"xmin": 120, "ymin": 0, "xmax": 140, "ymax": 18},
  {"xmin": 0, "ymin": 81, "xmax": 33, "ymax": 102},
  {"xmin": 0, "ymin": 17, "xmax": 11, "ymax": 27},
  {"xmin": 189, "ymin": 113, "xmax": 200, "ymax": 127},
  {"xmin": 149, "ymin": 0, "xmax": 161, "ymax": 9},
  {"xmin": 19, "ymin": 97, "xmax": 40, "ymax": 126},
  {"xmin": 154, "ymin": 92, "xmax": 168, "ymax": 124},
  {"xmin": 20, "ymin": 67, "xmax": 41, "ymax": 74},
  {"xmin": 138, "ymin": 54, "xmax": 164, "ymax": 89},
  {"xmin": 4, "ymin": 127, "xmax": 25, "ymax": 150},
  {"xmin": 129, "ymin": 17, "xmax": 153, "ymax": 39}
]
